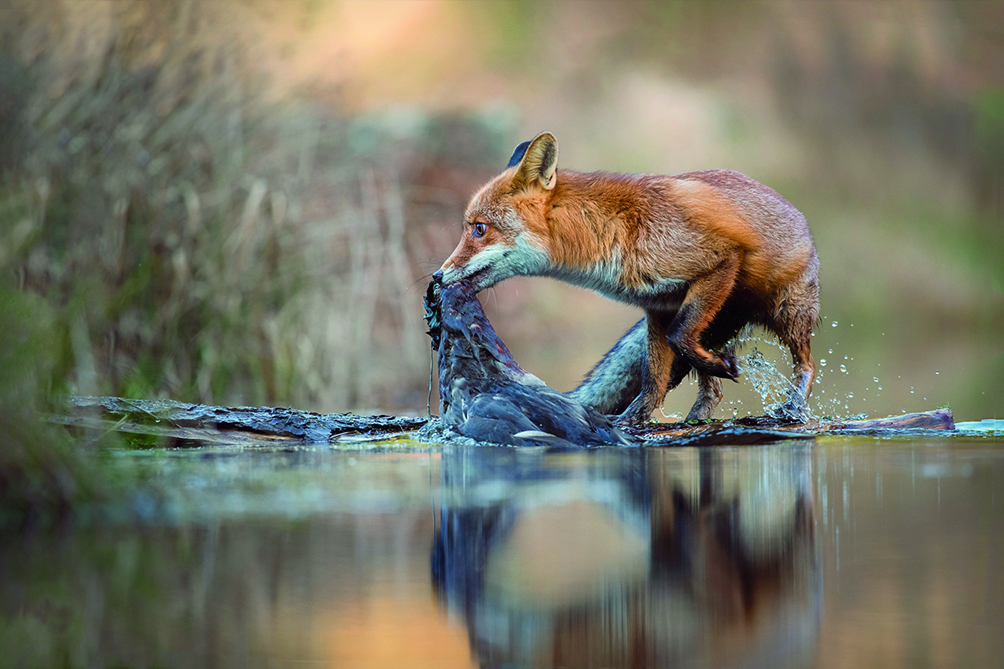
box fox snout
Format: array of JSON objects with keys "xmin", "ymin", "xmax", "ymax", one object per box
[
  {"xmin": 437, "ymin": 258, "xmax": 487, "ymax": 290},
  {"xmin": 432, "ymin": 265, "xmax": 473, "ymax": 290},
  {"xmin": 435, "ymin": 256, "xmax": 469, "ymax": 287}
]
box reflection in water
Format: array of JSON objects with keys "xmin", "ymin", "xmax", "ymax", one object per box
[
  {"xmin": 432, "ymin": 445, "xmax": 821, "ymax": 668},
  {"xmin": 4, "ymin": 439, "xmax": 1000, "ymax": 666}
]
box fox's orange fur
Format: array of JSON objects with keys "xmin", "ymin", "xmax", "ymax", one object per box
[{"xmin": 437, "ymin": 132, "xmax": 819, "ymax": 423}]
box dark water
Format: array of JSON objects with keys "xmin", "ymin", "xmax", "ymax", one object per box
[{"xmin": 2, "ymin": 433, "xmax": 1002, "ymax": 668}]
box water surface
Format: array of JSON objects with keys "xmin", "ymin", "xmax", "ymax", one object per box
[{"xmin": 2, "ymin": 434, "xmax": 1002, "ymax": 668}]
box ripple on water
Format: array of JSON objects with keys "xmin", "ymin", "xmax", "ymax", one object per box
[{"xmin": 955, "ymin": 419, "xmax": 1004, "ymax": 435}]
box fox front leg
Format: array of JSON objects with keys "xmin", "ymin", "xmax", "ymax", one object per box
[{"xmin": 666, "ymin": 254, "xmax": 742, "ymax": 381}]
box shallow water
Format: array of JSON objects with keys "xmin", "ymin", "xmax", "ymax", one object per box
[{"xmin": 2, "ymin": 433, "xmax": 1002, "ymax": 668}]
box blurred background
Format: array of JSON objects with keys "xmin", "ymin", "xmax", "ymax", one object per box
[{"xmin": 1, "ymin": 0, "xmax": 1001, "ymax": 421}]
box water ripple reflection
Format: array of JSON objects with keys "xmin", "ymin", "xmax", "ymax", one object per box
[{"xmin": 432, "ymin": 444, "xmax": 822, "ymax": 668}]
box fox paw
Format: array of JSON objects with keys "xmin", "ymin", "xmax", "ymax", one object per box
[
  {"xmin": 688, "ymin": 351, "xmax": 740, "ymax": 381},
  {"xmin": 720, "ymin": 353, "xmax": 740, "ymax": 381}
]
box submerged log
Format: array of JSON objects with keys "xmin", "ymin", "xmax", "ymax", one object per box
[
  {"xmin": 58, "ymin": 396, "xmax": 956, "ymax": 449},
  {"xmin": 818, "ymin": 409, "xmax": 955, "ymax": 433},
  {"xmin": 638, "ymin": 409, "xmax": 955, "ymax": 443},
  {"xmin": 61, "ymin": 396, "xmax": 427, "ymax": 447}
]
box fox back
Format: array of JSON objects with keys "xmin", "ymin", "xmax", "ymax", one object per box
[{"xmin": 438, "ymin": 133, "xmax": 816, "ymax": 312}]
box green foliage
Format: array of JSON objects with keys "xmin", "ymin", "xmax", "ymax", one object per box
[
  {"xmin": 974, "ymin": 88, "xmax": 1004, "ymax": 171},
  {"xmin": 0, "ymin": 0, "xmax": 314, "ymax": 406},
  {"xmin": 0, "ymin": 284, "xmax": 100, "ymax": 528},
  {"xmin": 0, "ymin": 0, "xmax": 502, "ymax": 414},
  {"xmin": 974, "ymin": 87, "xmax": 1004, "ymax": 212}
]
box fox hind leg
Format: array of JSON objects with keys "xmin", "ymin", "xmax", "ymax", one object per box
[{"xmin": 768, "ymin": 272, "xmax": 819, "ymax": 421}]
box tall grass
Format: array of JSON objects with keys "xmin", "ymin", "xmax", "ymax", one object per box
[{"xmin": 0, "ymin": 0, "xmax": 497, "ymax": 414}]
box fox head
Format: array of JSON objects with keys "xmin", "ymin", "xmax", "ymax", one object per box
[{"xmin": 436, "ymin": 132, "xmax": 559, "ymax": 292}]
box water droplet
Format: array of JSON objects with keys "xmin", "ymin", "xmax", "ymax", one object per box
[
  {"xmin": 877, "ymin": 386, "xmax": 882, "ymax": 391},
  {"xmin": 828, "ymin": 348, "xmax": 833, "ymax": 354},
  {"xmin": 910, "ymin": 387, "xmax": 915, "ymax": 394},
  {"xmin": 935, "ymin": 370, "xmax": 940, "ymax": 375},
  {"xmin": 831, "ymin": 321, "xmax": 838, "ymax": 327},
  {"xmin": 839, "ymin": 364, "xmax": 847, "ymax": 373},
  {"xmin": 847, "ymin": 392, "xmax": 854, "ymax": 398},
  {"xmin": 873, "ymin": 377, "xmax": 879, "ymax": 383},
  {"xmin": 844, "ymin": 355, "xmax": 848, "ymax": 360},
  {"xmin": 732, "ymin": 408, "xmax": 738, "ymax": 419},
  {"xmin": 820, "ymin": 359, "xmax": 827, "ymax": 367}
]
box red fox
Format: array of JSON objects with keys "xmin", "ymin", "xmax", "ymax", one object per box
[{"xmin": 434, "ymin": 132, "xmax": 819, "ymax": 424}]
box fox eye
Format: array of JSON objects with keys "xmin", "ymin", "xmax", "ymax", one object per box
[{"xmin": 472, "ymin": 222, "xmax": 487, "ymax": 238}]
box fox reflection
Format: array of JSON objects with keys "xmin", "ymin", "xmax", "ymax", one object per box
[{"xmin": 432, "ymin": 448, "xmax": 820, "ymax": 668}]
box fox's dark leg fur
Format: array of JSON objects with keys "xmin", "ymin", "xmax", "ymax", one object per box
[
  {"xmin": 667, "ymin": 253, "xmax": 742, "ymax": 381},
  {"xmin": 571, "ymin": 318, "xmax": 733, "ymax": 423}
]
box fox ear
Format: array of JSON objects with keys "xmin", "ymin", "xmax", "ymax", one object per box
[
  {"xmin": 513, "ymin": 132, "xmax": 558, "ymax": 191},
  {"xmin": 506, "ymin": 140, "xmax": 531, "ymax": 169}
]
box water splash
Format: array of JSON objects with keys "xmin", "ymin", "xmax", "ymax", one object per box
[
  {"xmin": 741, "ymin": 346, "xmax": 803, "ymax": 417},
  {"xmin": 725, "ymin": 327, "xmax": 891, "ymax": 421}
]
